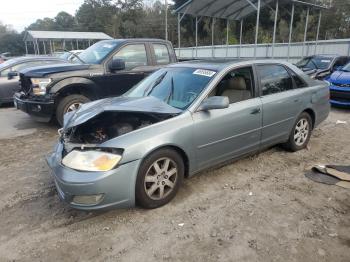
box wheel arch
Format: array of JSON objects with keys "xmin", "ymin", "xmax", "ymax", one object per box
[
  {"xmin": 302, "ymin": 108, "xmax": 316, "ymax": 129},
  {"xmin": 142, "ymin": 144, "xmax": 190, "ymax": 178},
  {"xmin": 49, "ymin": 77, "xmax": 100, "ymax": 104}
]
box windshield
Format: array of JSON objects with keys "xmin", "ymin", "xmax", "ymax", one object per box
[
  {"xmin": 77, "ymin": 41, "xmax": 118, "ymax": 64},
  {"xmin": 125, "ymin": 67, "xmax": 216, "ymax": 110},
  {"xmin": 296, "ymin": 56, "xmax": 333, "ymax": 70},
  {"xmin": 0, "ymin": 58, "xmax": 17, "ymax": 70},
  {"xmin": 341, "ymin": 62, "xmax": 350, "ymax": 72},
  {"xmin": 59, "ymin": 52, "xmax": 71, "ymax": 60}
]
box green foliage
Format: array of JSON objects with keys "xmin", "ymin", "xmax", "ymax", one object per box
[{"xmin": 0, "ymin": 0, "xmax": 350, "ymax": 55}]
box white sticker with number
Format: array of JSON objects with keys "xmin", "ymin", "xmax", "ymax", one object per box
[{"xmin": 193, "ymin": 69, "xmax": 216, "ymax": 77}]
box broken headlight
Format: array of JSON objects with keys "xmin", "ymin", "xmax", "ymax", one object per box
[
  {"xmin": 31, "ymin": 78, "xmax": 51, "ymax": 95},
  {"xmin": 62, "ymin": 150, "xmax": 121, "ymax": 172}
]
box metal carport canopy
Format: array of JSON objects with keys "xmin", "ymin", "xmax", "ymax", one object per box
[
  {"xmin": 175, "ymin": 0, "xmax": 289, "ymax": 21},
  {"xmin": 174, "ymin": 0, "xmax": 328, "ymax": 59}
]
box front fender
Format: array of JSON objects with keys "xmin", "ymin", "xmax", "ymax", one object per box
[{"xmin": 49, "ymin": 77, "xmax": 99, "ymax": 98}]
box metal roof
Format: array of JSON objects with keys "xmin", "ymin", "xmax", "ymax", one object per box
[
  {"xmin": 24, "ymin": 31, "xmax": 113, "ymax": 41},
  {"xmin": 174, "ymin": 0, "xmax": 327, "ymax": 21}
]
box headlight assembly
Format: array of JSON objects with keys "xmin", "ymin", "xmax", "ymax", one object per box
[
  {"xmin": 31, "ymin": 78, "xmax": 51, "ymax": 95},
  {"xmin": 62, "ymin": 150, "xmax": 122, "ymax": 172}
]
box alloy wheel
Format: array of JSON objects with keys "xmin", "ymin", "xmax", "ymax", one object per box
[
  {"xmin": 294, "ymin": 118, "xmax": 309, "ymax": 146},
  {"xmin": 66, "ymin": 102, "xmax": 82, "ymax": 113},
  {"xmin": 144, "ymin": 157, "xmax": 178, "ymax": 200}
]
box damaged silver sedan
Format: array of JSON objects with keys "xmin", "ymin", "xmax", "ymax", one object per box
[{"xmin": 47, "ymin": 60, "xmax": 330, "ymax": 210}]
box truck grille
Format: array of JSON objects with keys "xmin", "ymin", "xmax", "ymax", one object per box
[{"xmin": 19, "ymin": 73, "xmax": 32, "ymax": 94}]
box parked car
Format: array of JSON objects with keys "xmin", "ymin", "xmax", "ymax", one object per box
[
  {"xmin": 46, "ymin": 60, "xmax": 330, "ymax": 210},
  {"xmin": 14, "ymin": 39, "xmax": 177, "ymax": 125},
  {"xmin": 295, "ymin": 55, "xmax": 350, "ymax": 80},
  {"xmin": 327, "ymin": 62, "xmax": 350, "ymax": 107},
  {"xmin": 0, "ymin": 56, "xmax": 67, "ymax": 106},
  {"xmin": 58, "ymin": 50, "xmax": 84, "ymax": 62}
]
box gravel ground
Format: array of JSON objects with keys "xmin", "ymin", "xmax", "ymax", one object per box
[{"xmin": 0, "ymin": 106, "xmax": 349, "ymax": 262}]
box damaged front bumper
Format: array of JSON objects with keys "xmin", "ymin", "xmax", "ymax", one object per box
[
  {"xmin": 14, "ymin": 92, "xmax": 55, "ymax": 122},
  {"xmin": 46, "ymin": 142, "xmax": 141, "ymax": 210}
]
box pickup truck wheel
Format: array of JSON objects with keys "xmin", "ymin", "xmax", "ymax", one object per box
[
  {"xmin": 283, "ymin": 112, "xmax": 312, "ymax": 152},
  {"xmin": 136, "ymin": 149, "xmax": 184, "ymax": 209},
  {"xmin": 56, "ymin": 94, "xmax": 90, "ymax": 126}
]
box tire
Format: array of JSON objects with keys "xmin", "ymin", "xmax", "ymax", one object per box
[
  {"xmin": 135, "ymin": 148, "xmax": 184, "ymax": 209},
  {"xmin": 283, "ymin": 112, "xmax": 313, "ymax": 152},
  {"xmin": 56, "ymin": 94, "xmax": 90, "ymax": 126}
]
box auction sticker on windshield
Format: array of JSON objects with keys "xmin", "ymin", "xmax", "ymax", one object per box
[{"xmin": 193, "ymin": 69, "xmax": 216, "ymax": 77}]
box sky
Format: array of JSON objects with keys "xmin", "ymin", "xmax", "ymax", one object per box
[{"xmin": 0, "ymin": 0, "xmax": 85, "ymax": 32}]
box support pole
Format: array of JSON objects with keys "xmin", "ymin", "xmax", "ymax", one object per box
[
  {"xmin": 226, "ymin": 19, "xmax": 229, "ymax": 57},
  {"xmin": 239, "ymin": 19, "xmax": 243, "ymax": 58},
  {"xmin": 254, "ymin": 0, "xmax": 261, "ymax": 58},
  {"xmin": 50, "ymin": 40, "xmax": 52, "ymax": 54},
  {"xmin": 195, "ymin": 17, "xmax": 198, "ymax": 58},
  {"xmin": 287, "ymin": 3, "xmax": 295, "ymax": 61},
  {"xmin": 165, "ymin": 0, "xmax": 168, "ymax": 41},
  {"xmin": 178, "ymin": 13, "xmax": 181, "ymax": 57},
  {"xmin": 315, "ymin": 10, "xmax": 322, "ymax": 54},
  {"xmin": 212, "ymin": 17, "xmax": 215, "ymax": 58},
  {"xmin": 43, "ymin": 41, "xmax": 46, "ymax": 54},
  {"xmin": 76, "ymin": 39, "xmax": 78, "ymax": 49},
  {"xmin": 25, "ymin": 41, "xmax": 28, "ymax": 55},
  {"xmin": 272, "ymin": 0, "xmax": 279, "ymax": 58},
  {"xmin": 36, "ymin": 40, "xmax": 40, "ymax": 55},
  {"xmin": 88, "ymin": 39, "xmax": 91, "ymax": 47},
  {"xmin": 302, "ymin": 7, "xmax": 310, "ymax": 58}
]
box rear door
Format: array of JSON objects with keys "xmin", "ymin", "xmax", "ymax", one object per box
[{"xmin": 256, "ymin": 64, "xmax": 304, "ymax": 147}]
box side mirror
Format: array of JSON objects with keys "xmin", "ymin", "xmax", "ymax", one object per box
[
  {"xmin": 7, "ymin": 71, "xmax": 18, "ymax": 80},
  {"xmin": 109, "ymin": 58, "xmax": 125, "ymax": 71},
  {"xmin": 197, "ymin": 96, "xmax": 229, "ymax": 111}
]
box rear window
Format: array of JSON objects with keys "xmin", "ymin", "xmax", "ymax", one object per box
[
  {"xmin": 153, "ymin": 44, "xmax": 170, "ymax": 65},
  {"xmin": 257, "ymin": 64, "xmax": 293, "ymax": 95}
]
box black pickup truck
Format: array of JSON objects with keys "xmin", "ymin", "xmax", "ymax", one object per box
[{"xmin": 14, "ymin": 39, "xmax": 177, "ymax": 125}]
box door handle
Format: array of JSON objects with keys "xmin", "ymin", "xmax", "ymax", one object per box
[
  {"xmin": 250, "ymin": 108, "xmax": 261, "ymax": 114},
  {"xmin": 294, "ymin": 98, "xmax": 299, "ymax": 102}
]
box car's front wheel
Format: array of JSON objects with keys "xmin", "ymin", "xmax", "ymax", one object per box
[
  {"xmin": 284, "ymin": 112, "xmax": 312, "ymax": 152},
  {"xmin": 56, "ymin": 94, "xmax": 90, "ymax": 126},
  {"xmin": 135, "ymin": 148, "xmax": 184, "ymax": 209}
]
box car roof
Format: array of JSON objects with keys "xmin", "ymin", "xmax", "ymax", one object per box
[
  {"xmin": 99, "ymin": 38, "xmax": 171, "ymax": 45},
  {"xmin": 167, "ymin": 59, "xmax": 287, "ymax": 71}
]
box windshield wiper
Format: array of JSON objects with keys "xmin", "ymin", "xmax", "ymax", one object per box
[
  {"xmin": 165, "ymin": 77, "xmax": 174, "ymax": 103},
  {"xmin": 58, "ymin": 49, "xmax": 86, "ymax": 64},
  {"xmin": 143, "ymin": 72, "xmax": 167, "ymax": 96}
]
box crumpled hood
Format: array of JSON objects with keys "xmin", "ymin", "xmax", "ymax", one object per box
[
  {"xmin": 19, "ymin": 63, "xmax": 91, "ymax": 77},
  {"xmin": 63, "ymin": 96, "xmax": 182, "ymax": 130},
  {"xmin": 329, "ymin": 70, "xmax": 350, "ymax": 84}
]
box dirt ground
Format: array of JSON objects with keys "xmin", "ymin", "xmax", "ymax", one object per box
[{"xmin": 0, "ymin": 105, "xmax": 349, "ymax": 262}]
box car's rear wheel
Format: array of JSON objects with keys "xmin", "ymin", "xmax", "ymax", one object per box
[
  {"xmin": 56, "ymin": 94, "xmax": 90, "ymax": 126},
  {"xmin": 135, "ymin": 149, "xmax": 184, "ymax": 209},
  {"xmin": 284, "ymin": 112, "xmax": 312, "ymax": 152}
]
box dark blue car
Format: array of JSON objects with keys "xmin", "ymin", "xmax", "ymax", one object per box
[{"xmin": 328, "ymin": 62, "xmax": 350, "ymax": 107}]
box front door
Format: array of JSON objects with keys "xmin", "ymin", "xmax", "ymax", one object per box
[
  {"xmin": 104, "ymin": 43, "xmax": 152, "ymax": 97},
  {"xmin": 192, "ymin": 66, "xmax": 262, "ymax": 171}
]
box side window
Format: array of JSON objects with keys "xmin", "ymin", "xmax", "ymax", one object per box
[
  {"xmin": 153, "ymin": 44, "xmax": 170, "ymax": 65},
  {"xmin": 257, "ymin": 64, "xmax": 293, "ymax": 95},
  {"xmin": 113, "ymin": 44, "xmax": 148, "ymax": 70},
  {"xmin": 333, "ymin": 57, "xmax": 349, "ymax": 70},
  {"xmin": 289, "ymin": 69, "xmax": 308, "ymax": 88},
  {"xmin": 210, "ymin": 66, "xmax": 254, "ymax": 104}
]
